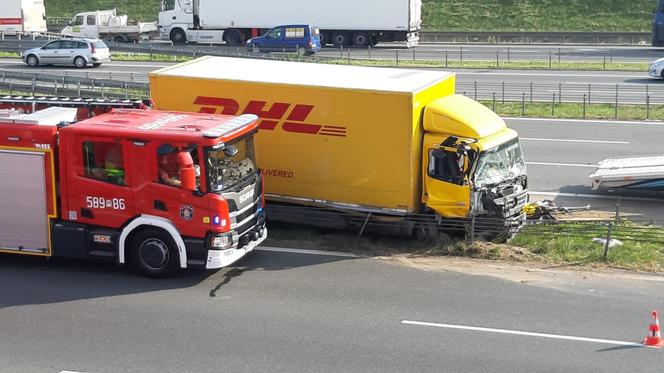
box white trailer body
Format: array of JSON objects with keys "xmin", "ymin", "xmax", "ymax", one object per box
[
  {"xmin": 159, "ymin": 0, "xmax": 421, "ymax": 46},
  {"xmin": 589, "ymin": 155, "xmax": 664, "ymax": 190},
  {"xmin": 0, "ymin": 0, "xmax": 47, "ymax": 35}
]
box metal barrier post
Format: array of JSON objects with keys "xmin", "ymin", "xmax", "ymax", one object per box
[
  {"xmin": 396, "ymin": 50, "xmax": 399, "ymax": 67},
  {"xmin": 602, "ymin": 222, "xmax": 613, "ymax": 261},
  {"xmin": 521, "ymin": 93, "xmax": 525, "ymax": 116},
  {"xmin": 551, "ymin": 93, "xmax": 556, "ymax": 116},
  {"xmin": 53, "ymin": 80, "xmax": 57, "ymax": 95},
  {"xmin": 347, "ymin": 50, "xmax": 350, "ymax": 65},
  {"xmin": 368, "ymin": 45, "xmax": 371, "ymax": 60},
  {"xmin": 583, "ymin": 94, "xmax": 587, "ymax": 118},
  {"xmin": 615, "ymin": 84, "xmax": 619, "ymax": 118},
  {"xmin": 474, "ymin": 81, "xmax": 477, "ymax": 100},
  {"xmin": 558, "ymin": 47, "xmax": 561, "ymax": 63},
  {"xmin": 492, "ymin": 92, "xmax": 496, "ymax": 111},
  {"xmin": 588, "ymin": 84, "xmax": 591, "ymax": 105},
  {"xmin": 502, "ymin": 82, "xmax": 505, "ymax": 104},
  {"xmin": 459, "ymin": 46, "xmax": 463, "ymax": 63},
  {"xmin": 558, "ymin": 83, "xmax": 562, "ymax": 104},
  {"xmin": 496, "ymin": 50, "xmax": 499, "ymax": 67},
  {"xmin": 549, "ymin": 52, "xmax": 552, "ymax": 69},
  {"xmin": 647, "ymin": 95, "xmax": 651, "ymax": 119},
  {"xmin": 445, "ymin": 51, "xmax": 448, "ymax": 67},
  {"xmin": 77, "ymin": 81, "xmax": 81, "ymax": 97},
  {"xmin": 530, "ymin": 82, "xmax": 533, "ymax": 102}
]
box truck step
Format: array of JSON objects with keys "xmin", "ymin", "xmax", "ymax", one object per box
[{"xmin": 89, "ymin": 250, "xmax": 116, "ymax": 258}]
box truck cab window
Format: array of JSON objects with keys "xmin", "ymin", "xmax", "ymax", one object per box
[
  {"xmin": 157, "ymin": 145, "xmax": 200, "ymax": 188},
  {"xmin": 87, "ymin": 15, "xmax": 96, "ymax": 25},
  {"xmin": 71, "ymin": 15, "xmax": 84, "ymax": 26},
  {"xmin": 82, "ymin": 141, "xmax": 126, "ymax": 185},
  {"xmin": 428, "ymin": 149, "xmax": 464, "ymax": 184}
]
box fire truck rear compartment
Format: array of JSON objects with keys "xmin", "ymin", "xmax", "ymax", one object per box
[{"xmin": 0, "ymin": 150, "xmax": 50, "ymax": 253}]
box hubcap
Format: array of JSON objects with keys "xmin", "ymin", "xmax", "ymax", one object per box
[
  {"xmin": 76, "ymin": 58, "xmax": 84, "ymax": 67},
  {"xmin": 139, "ymin": 238, "xmax": 169, "ymax": 270}
]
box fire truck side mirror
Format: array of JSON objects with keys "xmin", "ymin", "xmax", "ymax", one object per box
[{"xmin": 177, "ymin": 152, "xmax": 197, "ymax": 192}]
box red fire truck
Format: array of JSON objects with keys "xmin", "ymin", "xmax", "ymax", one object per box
[{"xmin": 0, "ymin": 97, "xmax": 267, "ymax": 277}]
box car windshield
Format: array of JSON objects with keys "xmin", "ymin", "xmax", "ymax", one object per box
[
  {"xmin": 206, "ymin": 137, "xmax": 257, "ymax": 192},
  {"xmin": 474, "ymin": 138, "xmax": 526, "ymax": 188}
]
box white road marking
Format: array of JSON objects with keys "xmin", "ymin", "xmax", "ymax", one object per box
[
  {"xmin": 527, "ymin": 161, "xmax": 598, "ymax": 168},
  {"xmin": 401, "ymin": 320, "xmax": 644, "ymax": 347},
  {"xmin": 521, "ymin": 137, "xmax": 629, "ymax": 145},
  {"xmin": 529, "ymin": 191, "xmax": 664, "ymax": 203},
  {"xmin": 457, "ymin": 71, "xmax": 644, "ymax": 79},
  {"xmin": 257, "ymin": 246, "xmax": 361, "ymax": 258},
  {"xmin": 506, "ymin": 117, "xmax": 664, "ymax": 126}
]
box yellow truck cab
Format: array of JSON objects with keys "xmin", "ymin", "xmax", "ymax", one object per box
[{"xmin": 150, "ymin": 56, "xmax": 527, "ymax": 238}]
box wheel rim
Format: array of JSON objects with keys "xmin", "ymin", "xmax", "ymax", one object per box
[
  {"xmin": 355, "ymin": 35, "xmax": 367, "ymax": 46},
  {"xmin": 75, "ymin": 58, "xmax": 85, "ymax": 68},
  {"xmin": 139, "ymin": 238, "xmax": 169, "ymax": 270},
  {"xmin": 28, "ymin": 56, "xmax": 36, "ymax": 66}
]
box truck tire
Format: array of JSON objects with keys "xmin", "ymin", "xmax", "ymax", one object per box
[
  {"xmin": 73, "ymin": 56, "xmax": 87, "ymax": 68},
  {"xmin": 352, "ymin": 32, "xmax": 370, "ymax": 47},
  {"xmin": 114, "ymin": 34, "xmax": 128, "ymax": 43},
  {"xmin": 319, "ymin": 31, "xmax": 328, "ymax": 46},
  {"xmin": 331, "ymin": 31, "xmax": 351, "ymax": 47},
  {"xmin": 413, "ymin": 221, "xmax": 440, "ymax": 243},
  {"xmin": 130, "ymin": 228, "xmax": 180, "ymax": 278},
  {"xmin": 224, "ymin": 29, "xmax": 243, "ymax": 45},
  {"xmin": 370, "ymin": 36, "xmax": 379, "ymax": 46},
  {"xmin": 170, "ymin": 28, "xmax": 187, "ymax": 44},
  {"xmin": 26, "ymin": 54, "xmax": 39, "ymax": 67}
]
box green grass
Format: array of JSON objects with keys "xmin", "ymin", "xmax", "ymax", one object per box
[
  {"xmin": 511, "ymin": 222, "xmax": 664, "ymax": 271},
  {"xmin": 44, "ymin": 0, "xmax": 655, "ymax": 32},
  {"xmin": 481, "ymin": 101, "xmax": 664, "ymax": 121}
]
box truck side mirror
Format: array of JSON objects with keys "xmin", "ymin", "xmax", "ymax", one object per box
[{"xmin": 177, "ymin": 151, "xmax": 197, "ymax": 191}]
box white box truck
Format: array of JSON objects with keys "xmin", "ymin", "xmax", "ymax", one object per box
[
  {"xmin": 0, "ymin": 0, "xmax": 47, "ymax": 36},
  {"xmin": 158, "ymin": 0, "xmax": 421, "ymax": 47}
]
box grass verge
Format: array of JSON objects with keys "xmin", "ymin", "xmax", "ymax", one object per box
[
  {"xmin": 510, "ymin": 222, "xmax": 664, "ymax": 272},
  {"xmin": 481, "ymin": 101, "xmax": 664, "ymax": 121},
  {"xmin": 266, "ymin": 221, "xmax": 664, "ymax": 273}
]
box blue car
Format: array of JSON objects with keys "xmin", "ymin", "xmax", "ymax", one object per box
[{"xmin": 246, "ymin": 24, "xmax": 321, "ymax": 55}]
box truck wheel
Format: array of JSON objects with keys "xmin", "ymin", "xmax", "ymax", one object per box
[
  {"xmin": 352, "ymin": 32, "xmax": 370, "ymax": 47},
  {"xmin": 114, "ymin": 34, "xmax": 128, "ymax": 43},
  {"xmin": 73, "ymin": 56, "xmax": 87, "ymax": 68},
  {"xmin": 130, "ymin": 228, "xmax": 180, "ymax": 278},
  {"xmin": 319, "ymin": 32, "xmax": 328, "ymax": 46},
  {"xmin": 26, "ymin": 54, "xmax": 39, "ymax": 67},
  {"xmin": 332, "ymin": 31, "xmax": 351, "ymax": 47},
  {"xmin": 370, "ymin": 36, "xmax": 379, "ymax": 46},
  {"xmin": 170, "ymin": 28, "xmax": 187, "ymax": 44},
  {"xmin": 224, "ymin": 29, "xmax": 243, "ymax": 45}
]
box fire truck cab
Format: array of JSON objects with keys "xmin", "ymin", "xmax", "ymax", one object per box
[{"xmin": 0, "ymin": 105, "xmax": 266, "ymax": 276}]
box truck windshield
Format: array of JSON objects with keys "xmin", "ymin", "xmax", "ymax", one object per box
[
  {"xmin": 474, "ymin": 138, "xmax": 526, "ymax": 188},
  {"xmin": 206, "ymin": 136, "xmax": 257, "ymax": 192}
]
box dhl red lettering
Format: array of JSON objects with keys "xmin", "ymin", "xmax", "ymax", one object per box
[
  {"xmin": 194, "ymin": 97, "xmax": 240, "ymax": 115},
  {"xmin": 286, "ymin": 105, "xmax": 314, "ymax": 121},
  {"xmin": 283, "ymin": 122, "xmax": 321, "ymax": 134},
  {"xmin": 243, "ymin": 101, "xmax": 290, "ymax": 131}
]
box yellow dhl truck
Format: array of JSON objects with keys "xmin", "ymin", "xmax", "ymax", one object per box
[{"xmin": 150, "ymin": 56, "xmax": 528, "ymax": 238}]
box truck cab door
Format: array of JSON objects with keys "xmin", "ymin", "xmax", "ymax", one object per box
[
  {"xmin": 64, "ymin": 14, "xmax": 85, "ymax": 37},
  {"xmin": 84, "ymin": 14, "xmax": 98, "ymax": 38},
  {"xmin": 65, "ymin": 137, "xmax": 135, "ymax": 228},
  {"xmin": 422, "ymin": 138, "xmax": 471, "ymax": 219}
]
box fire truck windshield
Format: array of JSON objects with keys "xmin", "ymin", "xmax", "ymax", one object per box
[{"xmin": 206, "ymin": 137, "xmax": 257, "ymax": 192}]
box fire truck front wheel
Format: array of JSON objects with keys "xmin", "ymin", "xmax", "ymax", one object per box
[{"xmin": 130, "ymin": 228, "xmax": 180, "ymax": 277}]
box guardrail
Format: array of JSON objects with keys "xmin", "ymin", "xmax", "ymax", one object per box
[
  {"xmin": 0, "ymin": 70, "xmax": 148, "ymax": 98},
  {"xmin": 419, "ymin": 31, "xmax": 651, "ymax": 45}
]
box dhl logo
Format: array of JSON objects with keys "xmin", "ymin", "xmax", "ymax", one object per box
[{"xmin": 194, "ymin": 96, "xmax": 347, "ymax": 137}]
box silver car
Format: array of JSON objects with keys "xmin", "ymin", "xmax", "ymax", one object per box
[{"xmin": 22, "ymin": 38, "xmax": 111, "ymax": 68}]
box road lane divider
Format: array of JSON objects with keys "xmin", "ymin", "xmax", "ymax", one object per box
[
  {"xmin": 256, "ymin": 246, "xmax": 361, "ymax": 258},
  {"xmin": 521, "ymin": 137, "xmax": 629, "ymax": 145},
  {"xmin": 401, "ymin": 320, "xmax": 643, "ymax": 347},
  {"xmin": 526, "ymin": 161, "xmax": 598, "ymax": 168}
]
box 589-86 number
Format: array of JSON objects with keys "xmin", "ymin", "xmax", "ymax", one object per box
[{"xmin": 86, "ymin": 196, "xmax": 126, "ymax": 210}]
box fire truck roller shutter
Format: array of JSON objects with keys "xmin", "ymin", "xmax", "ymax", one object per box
[{"xmin": 118, "ymin": 215, "xmax": 187, "ymax": 269}]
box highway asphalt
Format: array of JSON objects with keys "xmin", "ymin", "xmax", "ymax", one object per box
[{"xmin": 1, "ymin": 246, "xmax": 664, "ymax": 372}]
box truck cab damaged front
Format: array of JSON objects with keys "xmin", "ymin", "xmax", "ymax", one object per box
[{"xmin": 422, "ymin": 95, "xmax": 528, "ymax": 227}]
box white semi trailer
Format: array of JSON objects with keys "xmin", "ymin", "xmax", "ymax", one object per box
[
  {"xmin": 0, "ymin": 0, "xmax": 47, "ymax": 36},
  {"xmin": 158, "ymin": 0, "xmax": 421, "ymax": 47}
]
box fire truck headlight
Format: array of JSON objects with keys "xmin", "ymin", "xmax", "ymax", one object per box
[{"xmin": 209, "ymin": 233, "xmax": 233, "ymax": 249}]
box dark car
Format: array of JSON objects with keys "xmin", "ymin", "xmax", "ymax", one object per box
[{"xmin": 246, "ymin": 24, "xmax": 321, "ymax": 55}]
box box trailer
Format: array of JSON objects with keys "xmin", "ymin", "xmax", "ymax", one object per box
[
  {"xmin": 0, "ymin": 0, "xmax": 47, "ymax": 36},
  {"xmin": 158, "ymin": 0, "xmax": 420, "ymax": 46},
  {"xmin": 150, "ymin": 57, "xmax": 528, "ymax": 238}
]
